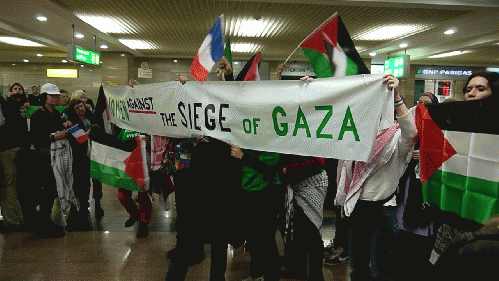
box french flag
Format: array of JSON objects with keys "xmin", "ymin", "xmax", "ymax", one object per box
[
  {"xmin": 191, "ymin": 15, "xmax": 225, "ymax": 82},
  {"xmin": 68, "ymin": 124, "xmax": 88, "ymax": 143}
]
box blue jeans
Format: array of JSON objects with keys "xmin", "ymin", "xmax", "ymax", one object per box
[{"xmin": 347, "ymin": 200, "xmax": 399, "ymax": 281}]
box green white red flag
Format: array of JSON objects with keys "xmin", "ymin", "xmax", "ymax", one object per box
[
  {"xmin": 90, "ymin": 127, "xmax": 149, "ymax": 191},
  {"xmin": 416, "ymin": 101, "xmax": 499, "ymax": 223},
  {"xmin": 299, "ymin": 13, "xmax": 369, "ymax": 78}
]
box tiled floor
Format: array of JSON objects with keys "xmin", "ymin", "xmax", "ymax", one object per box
[{"xmin": 0, "ymin": 185, "xmax": 349, "ymax": 280}]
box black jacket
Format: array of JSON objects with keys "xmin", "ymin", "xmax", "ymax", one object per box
[{"xmin": 0, "ymin": 95, "xmax": 29, "ymax": 151}]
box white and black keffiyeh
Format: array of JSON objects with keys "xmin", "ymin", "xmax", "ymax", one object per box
[
  {"xmin": 51, "ymin": 139, "xmax": 78, "ymax": 215},
  {"xmin": 284, "ymin": 170, "xmax": 328, "ymax": 243}
]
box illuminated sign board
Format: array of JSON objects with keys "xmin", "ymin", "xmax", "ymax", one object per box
[
  {"xmin": 416, "ymin": 69, "xmax": 472, "ymax": 76},
  {"xmin": 67, "ymin": 45, "xmax": 100, "ymax": 66},
  {"xmin": 47, "ymin": 69, "xmax": 78, "ymax": 78},
  {"xmin": 383, "ymin": 55, "xmax": 410, "ymax": 78}
]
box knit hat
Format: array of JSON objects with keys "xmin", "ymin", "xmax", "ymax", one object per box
[{"xmin": 41, "ymin": 83, "xmax": 60, "ymax": 95}]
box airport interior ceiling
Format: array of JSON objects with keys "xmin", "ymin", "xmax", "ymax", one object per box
[{"xmin": 0, "ymin": 0, "xmax": 499, "ymax": 66}]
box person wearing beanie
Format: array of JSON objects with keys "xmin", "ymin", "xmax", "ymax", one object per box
[{"xmin": 30, "ymin": 83, "xmax": 73, "ymax": 238}]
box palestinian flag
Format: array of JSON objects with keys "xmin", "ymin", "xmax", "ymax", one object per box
[
  {"xmin": 235, "ymin": 52, "xmax": 261, "ymax": 81},
  {"xmin": 90, "ymin": 127, "xmax": 149, "ymax": 191},
  {"xmin": 299, "ymin": 13, "xmax": 369, "ymax": 78},
  {"xmin": 416, "ymin": 101, "xmax": 499, "ymax": 223},
  {"xmin": 224, "ymin": 36, "xmax": 232, "ymax": 66}
]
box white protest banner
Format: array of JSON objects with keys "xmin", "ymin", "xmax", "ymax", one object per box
[{"xmin": 103, "ymin": 73, "xmax": 393, "ymax": 161}]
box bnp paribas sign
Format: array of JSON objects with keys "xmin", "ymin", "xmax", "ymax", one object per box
[{"xmin": 67, "ymin": 45, "xmax": 101, "ymax": 66}]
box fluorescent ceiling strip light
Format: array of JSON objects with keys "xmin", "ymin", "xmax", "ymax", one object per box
[
  {"xmin": 235, "ymin": 19, "xmax": 271, "ymax": 37},
  {"xmin": 118, "ymin": 39, "xmax": 153, "ymax": 49},
  {"xmin": 355, "ymin": 46, "xmax": 366, "ymax": 53},
  {"xmin": 231, "ymin": 43, "xmax": 260, "ymax": 53},
  {"xmin": 77, "ymin": 15, "xmax": 130, "ymax": 34},
  {"xmin": 0, "ymin": 37, "xmax": 45, "ymax": 47},
  {"xmin": 359, "ymin": 25, "xmax": 418, "ymax": 40},
  {"xmin": 429, "ymin": 50, "xmax": 471, "ymax": 58}
]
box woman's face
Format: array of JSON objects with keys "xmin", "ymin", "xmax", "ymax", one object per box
[
  {"xmin": 74, "ymin": 102, "xmax": 86, "ymax": 117},
  {"xmin": 11, "ymin": 85, "xmax": 23, "ymax": 94},
  {"xmin": 464, "ymin": 76, "xmax": 493, "ymax": 101}
]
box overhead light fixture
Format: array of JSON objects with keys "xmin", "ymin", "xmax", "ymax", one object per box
[
  {"xmin": 173, "ymin": 59, "xmax": 178, "ymax": 63},
  {"xmin": 62, "ymin": 59, "xmax": 67, "ymax": 63},
  {"xmin": 12, "ymin": 63, "xmax": 15, "ymax": 66},
  {"xmin": 36, "ymin": 16, "xmax": 47, "ymax": 22},
  {"xmin": 428, "ymin": 50, "xmax": 471, "ymax": 58},
  {"xmin": 120, "ymin": 53, "xmax": 125, "ymax": 57},
  {"xmin": 234, "ymin": 61, "xmax": 239, "ymax": 65},
  {"xmin": 235, "ymin": 19, "xmax": 272, "ymax": 37},
  {"xmin": 399, "ymin": 43, "xmax": 408, "ymax": 48},
  {"xmin": 0, "ymin": 37, "xmax": 44, "ymax": 47},
  {"xmin": 100, "ymin": 44, "xmax": 108, "ymax": 49},
  {"xmin": 81, "ymin": 64, "xmax": 84, "ymax": 67},
  {"xmin": 23, "ymin": 59, "xmax": 29, "ymax": 62},
  {"xmin": 369, "ymin": 52, "xmax": 377, "ymax": 57},
  {"xmin": 75, "ymin": 33, "xmax": 84, "ymax": 38},
  {"xmin": 231, "ymin": 43, "xmax": 260, "ymax": 53},
  {"xmin": 444, "ymin": 29, "xmax": 455, "ymax": 35},
  {"xmin": 76, "ymin": 15, "xmax": 129, "ymax": 34},
  {"xmin": 37, "ymin": 54, "xmax": 43, "ymax": 57},
  {"xmin": 118, "ymin": 39, "xmax": 153, "ymax": 49},
  {"xmin": 359, "ymin": 25, "xmax": 418, "ymax": 40}
]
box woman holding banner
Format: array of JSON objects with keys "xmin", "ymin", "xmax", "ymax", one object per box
[{"xmin": 335, "ymin": 74, "xmax": 417, "ymax": 281}]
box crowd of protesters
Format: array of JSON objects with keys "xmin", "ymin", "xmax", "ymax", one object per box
[{"xmin": 1, "ymin": 68, "xmax": 498, "ymax": 281}]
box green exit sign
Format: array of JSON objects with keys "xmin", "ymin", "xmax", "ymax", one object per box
[
  {"xmin": 383, "ymin": 55, "xmax": 409, "ymax": 78},
  {"xmin": 67, "ymin": 45, "xmax": 100, "ymax": 66}
]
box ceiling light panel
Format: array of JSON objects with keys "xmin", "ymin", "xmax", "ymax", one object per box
[
  {"xmin": 118, "ymin": 39, "xmax": 154, "ymax": 50},
  {"xmin": 76, "ymin": 14, "xmax": 132, "ymax": 34},
  {"xmin": 357, "ymin": 25, "xmax": 421, "ymax": 41},
  {"xmin": 0, "ymin": 37, "xmax": 45, "ymax": 47},
  {"xmin": 231, "ymin": 43, "xmax": 261, "ymax": 53},
  {"xmin": 429, "ymin": 50, "xmax": 471, "ymax": 58}
]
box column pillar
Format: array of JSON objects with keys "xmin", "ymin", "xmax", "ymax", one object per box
[{"xmin": 100, "ymin": 52, "xmax": 135, "ymax": 85}]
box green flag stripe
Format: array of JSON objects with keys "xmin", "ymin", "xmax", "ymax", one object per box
[
  {"xmin": 300, "ymin": 48, "xmax": 333, "ymax": 78},
  {"xmin": 423, "ymin": 170, "xmax": 499, "ymax": 223},
  {"xmin": 90, "ymin": 161, "xmax": 143, "ymax": 191},
  {"xmin": 224, "ymin": 37, "xmax": 232, "ymax": 66}
]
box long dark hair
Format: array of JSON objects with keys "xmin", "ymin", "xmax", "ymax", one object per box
[
  {"xmin": 463, "ymin": 71, "xmax": 499, "ymax": 101},
  {"xmin": 9, "ymin": 83, "xmax": 27, "ymax": 104},
  {"xmin": 67, "ymin": 99, "xmax": 89, "ymax": 126},
  {"xmin": 9, "ymin": 82, "xmax": 24, "ymax": 94}
]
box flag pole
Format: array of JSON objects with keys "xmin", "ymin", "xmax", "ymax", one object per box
[{"xmin": 283, "ymin": 46, "xmax": 299, "ymax": 64}]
